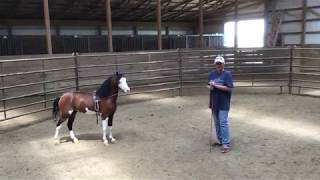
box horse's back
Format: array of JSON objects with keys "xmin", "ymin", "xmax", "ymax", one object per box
[{"xmin": 59, "ymin": 91, "xmax": 94, "ymax": 113}]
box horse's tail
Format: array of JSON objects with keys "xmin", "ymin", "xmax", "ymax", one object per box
[{"xmin": 52, "ymin": 97, "xmax": 60, "ymax": 121}]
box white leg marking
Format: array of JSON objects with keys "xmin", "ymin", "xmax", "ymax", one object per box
[
  {"xmin": 102, "ymin": 118, "xmax": 109, "ymax": 145},
  {"xmin": 69, "ymin": 130, "xmax": 79, "ymax": 143},
  {"xmin": 54, "ymin": 125, "xmax": 61, "ymax": 145},
  {"xmin": 109, "ymin": 126, "xmax": 116, "ymax": 143}
]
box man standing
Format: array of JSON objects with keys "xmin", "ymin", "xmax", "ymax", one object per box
[{"xmin": 208, "ymin": 55, "xmax": 234, "ymax": 153}]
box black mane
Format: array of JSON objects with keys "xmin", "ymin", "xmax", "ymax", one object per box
[{"xmin": 95, "ymin": 74, "xmax": 123, "ymax": 98}]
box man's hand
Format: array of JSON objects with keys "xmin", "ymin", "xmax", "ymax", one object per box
[
  {"xmin": 209, "ymin": 81, "xmax": 215, "ymax": 86},
  {"xmin": 208, "ymin": 81, "xmax": 215, "ymax": 90}
]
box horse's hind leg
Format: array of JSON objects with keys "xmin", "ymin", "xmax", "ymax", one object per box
[
  {"xmin": 54, "ymin": 116, "xmax": 67, "ymax": 145},
  {"xmin": 67, "ymin": 111, "xmax": 79, "ymax": 143}
]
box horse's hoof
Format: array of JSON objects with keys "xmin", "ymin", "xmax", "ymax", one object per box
[
  {"xmin": 72, "ymin": 138, "xmax": 79, "ymax": 144},
  {"xmin": 54, "ymin": 139, "xmax": 60, "ymax": 145},
  {"xmin": 103, "ymin": 141, "xmax": 109, "ymax": 146},
  {"xmin": 110, "ymin": 137, "xmax": 116, "ymax": 143}
]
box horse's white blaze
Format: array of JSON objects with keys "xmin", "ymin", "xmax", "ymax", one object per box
[
  {"xmin": 84, "ymin": 107, "xmax": 96, "ymax": 114},
  {"xmin": 119, "ymin": 77, "xmax": 130, "ymax": 93},
  {"xmin": 68, "ymin": 110, "xmax": 73, "ymax": 115}
]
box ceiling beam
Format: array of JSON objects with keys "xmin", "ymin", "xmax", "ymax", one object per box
[
  {"xmin": 163, "ymin": 0, "xmax": 214, "ymax": 21},
  {"xmin": 9, "ymin": 0, "xmax": 22, "ymax": 18},
  {"xmin": 86, "ymin": 0, "xmax": 105, "ymax": 18},
  {"xmin": 137, "ymin": 0, "xmax": 193, "ymax": 20},
  {"xmin": 112, "ymin": 0, "xmax": 133, "ymax": 16},
  {"xmin": 115, "ymin": 0, "xmax": 150, "ymax": 19}
]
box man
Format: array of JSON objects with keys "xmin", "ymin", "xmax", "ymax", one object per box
[{"xmin": 208, "ymin": 55, "xmax": 234, "ymax": 153}]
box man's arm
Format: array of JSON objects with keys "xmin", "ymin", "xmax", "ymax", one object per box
[
  {"xmin": 209, "ymin": 72, "xmax": 233, "ymax": 92},
  {"xmin": 211, "ymin": 83, "xmax": 232, "ymax": 92}
]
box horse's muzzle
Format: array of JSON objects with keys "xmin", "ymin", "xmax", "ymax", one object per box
[{"xmin": 124, "ymin": 88, "xmax": 130, "ymax": 93}]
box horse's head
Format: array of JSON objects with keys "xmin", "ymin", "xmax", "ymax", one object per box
[{"xmin": 115, "ymin": 73, "xmax": 130, "ymax": 93}]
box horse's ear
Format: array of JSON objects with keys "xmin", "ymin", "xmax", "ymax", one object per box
[
  {"xmin": 116, "ymin": 72, "xmax": 123, "ymax": 79},
  {"xmin": 115, "ymin": 72, "xmax": 122, "ymax": 81}
]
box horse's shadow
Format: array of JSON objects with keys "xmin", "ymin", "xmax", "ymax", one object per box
[{"xmin": 59, "ymin": 133, "xmax": 124, "ymax": 143}]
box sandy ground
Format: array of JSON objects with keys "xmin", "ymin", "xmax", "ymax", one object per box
[{"xmin": 1, "ymin": 94, "xmax": 320, "ymax": 180}]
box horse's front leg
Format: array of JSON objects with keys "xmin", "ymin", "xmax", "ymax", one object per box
[
  {"xmin": 108, "ymin": 114, "xmax": 116, "ymax": 143},
  {"xmin": 101, "ymin": 117, "xmax": 109, "ymax": 145},
  {"xmin": 67, "ymin": 111, "xmax": 79, "ymax": 143}
]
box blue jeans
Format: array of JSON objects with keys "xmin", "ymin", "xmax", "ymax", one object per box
[{"xmin": 212, "ymin": 110, "xmax": 230, "ymax": 145}]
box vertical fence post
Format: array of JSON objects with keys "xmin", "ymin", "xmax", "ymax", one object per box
[
  {"xmin": 186, "ymin": 36, "xmax": 189, "ymax": 48},
  {"xmin": 141, "ymin": 36, "xmax": 144, "ymax": 50},
  {"xmin": 147, "ymin": 53, "xmax": 151, "ymax": 73},
  {"xmin": 1, "ymin": 76, "xmax": 6, "ymax": 120},
  {"xmin": 178, "ymin": 48, "xmax": 183, "ymax": 96},
  {"xmin": 234, "ymin": 48, "xmax": 238, "ymax": 73},
  {"xmin": 73, "ymin": 52, "xmax": 80, "ymax": 91},
  {"xmin": 41, "ymin": 58, "xmax": 47, "ymax": 108},
  {"xmin": 115, "ymin": 55, "xmax": 119, "ymax": 73},
  {"xmin": 289, "ymin": 47, "xmax": 293, "ymax": 94},
  {"xmin": 0, "ymin": 62, "xmax": 6, "ymax": 120},
  {"xmin": 88, "ymin": 37, "xmax": 91, "ymax": 53}
]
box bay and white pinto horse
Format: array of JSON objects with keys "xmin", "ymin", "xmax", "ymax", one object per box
[{"xmin": 52, "ymin": 73, "xmax": 130, "ymax": 145}]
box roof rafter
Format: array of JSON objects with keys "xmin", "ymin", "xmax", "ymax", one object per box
[
  {"xmin": 136, "ymin": 0, "xmax": 193, "ymax": 20},
  {"xmin": 115, "ymin": 0, "xmax": 151, "ymax": 19}
]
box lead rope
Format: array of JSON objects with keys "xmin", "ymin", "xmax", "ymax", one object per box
[{"xmin": 210, "ymin": 90, "xmax": 213, "ymax": 153}]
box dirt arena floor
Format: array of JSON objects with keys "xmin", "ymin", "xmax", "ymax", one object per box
[{"xmin": 1, "ymin": 93, "xmax": 320, "ymax": 179}]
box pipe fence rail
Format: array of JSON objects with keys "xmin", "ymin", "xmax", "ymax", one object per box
[{"xmin": 1, "ymin": 47, "xmax": 320, "ymax": 121}]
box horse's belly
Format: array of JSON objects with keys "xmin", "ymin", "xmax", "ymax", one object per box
[{"xmin": 84, "ymin": 108, "xmax": 96, "ymax": 115}]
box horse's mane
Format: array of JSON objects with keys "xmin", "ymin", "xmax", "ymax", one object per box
[{"xmin": 96, "ymin": 74, "xmax": 122, "ymax": 98}]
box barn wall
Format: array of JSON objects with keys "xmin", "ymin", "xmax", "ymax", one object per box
[
  {"xmin": 204, "ymin": 1, "xmax": 265, "ymax": 34},
  {"xmin": 204, "ymin": 0, "xmax": 320, "ymax": 47},
  {"xmin": 0, "ymin": 20, "xmax": 194, "ymax": 36}
]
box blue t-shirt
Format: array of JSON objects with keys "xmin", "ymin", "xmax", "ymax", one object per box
[{"xmin": 208, "ymin": 70, "xmax": 234, "ymax": 110}]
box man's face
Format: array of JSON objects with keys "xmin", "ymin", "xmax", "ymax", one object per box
[{"xmin": 215, "ymin": 62, "xmax": 224, "ymax": 71}]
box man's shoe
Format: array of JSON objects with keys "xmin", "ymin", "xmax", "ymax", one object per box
[{"xmin": 220, "ymin": 145, "xmax": 231, "ymax": 153}]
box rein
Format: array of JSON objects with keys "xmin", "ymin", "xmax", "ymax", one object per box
[{"xmin": 107, "ymin": 92, "xmax": 119, "ymax": 98}]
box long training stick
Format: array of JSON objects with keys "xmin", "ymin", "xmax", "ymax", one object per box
[
  {"xmin": 209, "ymin": 87, "xmax": 213, "ymax": 153},
  {"xmin": 210, "ymin": 109, "xmax": 213, "ymax": 152}
]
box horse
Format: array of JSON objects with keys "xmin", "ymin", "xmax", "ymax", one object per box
[{"xmin": 52, "ymin": 73, "xmax": 130, "ymax": 145}]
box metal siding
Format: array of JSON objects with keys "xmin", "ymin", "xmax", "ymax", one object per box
[
  {"xmin": 59, "ymin": 26, "xmax": 98, "ymax": 36},
  {"xmin": 307, "ymin": 0, "xmax": 320, "ymax": 7},
  {"xmin": 305, "ymin": 34, "xmax": 320, "ymax": 44},
  {"xmin": 306, "ymin": 8, "xmax": 320, "ymax": 19},
  {"xmin": 280, "ymin": 23, "xmax": 302, "ymax": 33},
  {"xmin": 306, "ymin": 21, "xmax": 320, "ymax": 32},
  {"xmin": 283, "ymin": 34, "xmax": 301, "ymax": 44},
  {"xmin": 275, "ymin": 0, "xmax": 302, "ymax": 10},
  {"xmin": 283, "ymin": 10, "xmax": 302, "ymax": 21}
]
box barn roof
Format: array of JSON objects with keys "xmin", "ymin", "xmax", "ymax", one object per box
[{"xmin": 0, "ymin": 0, "xmax": 236, "ymax": 22}]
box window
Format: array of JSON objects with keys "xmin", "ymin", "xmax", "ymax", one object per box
[{"xmin": 224, "ymin": 19, "xmax": 265, "ymax": 48}]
